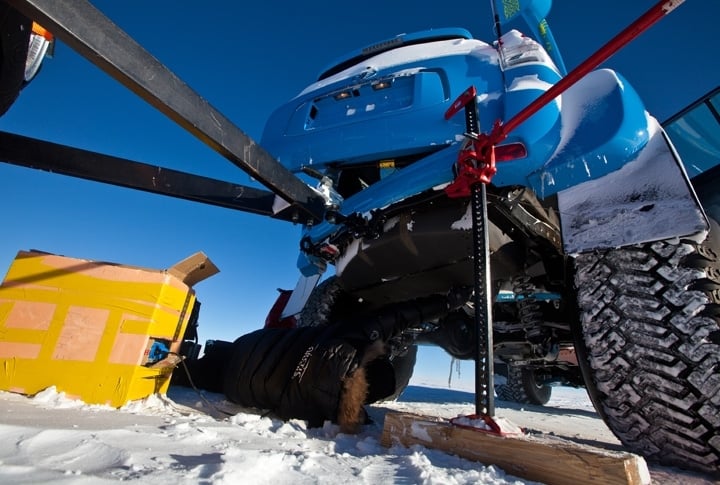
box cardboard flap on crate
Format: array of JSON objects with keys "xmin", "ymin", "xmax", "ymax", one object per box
[{"xmin": 166, "ymin": 252, "xmax": 219, "ymax": 287}]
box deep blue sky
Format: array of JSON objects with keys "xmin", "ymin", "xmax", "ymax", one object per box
[{"xmin": 1, "ymin": 0, "xmax": 718, "ymax": 386}]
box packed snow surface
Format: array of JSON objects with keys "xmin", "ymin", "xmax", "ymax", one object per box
[{"xmin": 0, "ymin": 380, "xmax": 714, "ymax": 484}]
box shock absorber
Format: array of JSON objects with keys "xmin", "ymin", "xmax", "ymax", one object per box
[{"xmin": 512, "ymin": 276, "xmax": 552, "ymax": 358}]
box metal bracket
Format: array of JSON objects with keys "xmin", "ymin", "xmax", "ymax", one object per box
[
  {"xmin": 4, "ymin": 0, "xmax": 326, "ymax": 224},
  {"xmin": 0, "ymin": 131, "xmax": 304, "ymax": 222}
]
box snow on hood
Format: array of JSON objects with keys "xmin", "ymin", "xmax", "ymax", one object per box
[
  {"xmin": 298, "ymin": 38, "xmax": 496, "ymax": 97},
  {"xmin": 507, "ymin": 74, "xmax": 554, "ymax": 93},
  {"xmin": 548, "ymin": 69, "xmax": 623, "ymax": 162}
]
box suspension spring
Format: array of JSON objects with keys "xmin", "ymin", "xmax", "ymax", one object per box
[{"xmin": 512, "ymin": 276, "xmax": 546, "ymax": 347}]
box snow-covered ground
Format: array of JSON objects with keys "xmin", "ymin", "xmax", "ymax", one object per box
[{"xmin": 0, "ymin": 382, "xmax": 715, "ymax": 484}]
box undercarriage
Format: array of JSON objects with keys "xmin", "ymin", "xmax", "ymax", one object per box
[{"xmin": 302, "ymin": 183, "xmax": 583, "ymax": 396}]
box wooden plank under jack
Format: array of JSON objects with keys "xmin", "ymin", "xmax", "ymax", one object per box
[{"xmin": 381, "ymin": 412, "xmax": 651, "ymax": 485}]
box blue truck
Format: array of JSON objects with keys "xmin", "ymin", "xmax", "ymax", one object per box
[
  {"xmin": 251, "ymin": 0, "xmax": 719, "ymax": 474},
  {"xmin": 1, "ymin": 0, "xmax": 718, "ymax": 476}
]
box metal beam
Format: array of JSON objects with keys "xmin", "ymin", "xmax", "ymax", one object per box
[
  {"xmin": 6, "ymin": 0, "xmax": 325, "ymax": 223},
  {"xmin": 0, "ymin": 131, "xmax": 302, "ymax": 223}
]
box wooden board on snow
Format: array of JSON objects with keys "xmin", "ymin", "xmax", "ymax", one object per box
[{"xmin": 380, "ymin": 411, "xmax": 650, "ymax": 485}]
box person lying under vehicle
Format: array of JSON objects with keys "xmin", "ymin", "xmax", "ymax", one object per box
[{"xmin": 178, "ymin": 288, "xmax": 471, "ymax": 433}]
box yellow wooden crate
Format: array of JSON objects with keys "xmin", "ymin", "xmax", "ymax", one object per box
[{"xmin": 0, "ymin": 250, "xmax": 218, "ymax": 407}]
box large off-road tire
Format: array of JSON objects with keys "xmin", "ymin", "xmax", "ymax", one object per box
[
  {"xmin": 573, "ymin": 219, "xmax": 720, "ymax": 475},
  {"xmin": 383, "ymin": 345, "xmax": 417, "ymax": 401},
  {"xmin": 0, "ymin": 4, "xmax": 31, "ymax": 116},
  {"xmin": 299, "ymin": 276, "xmax": 416, "ymax": 401},
  {"xmin": 298, "ymin": 276, "xmax": 359, "ymax": 327},
  {"xmin": 495, "ymin": 365, "xmax": 552, "ymax": 405}
]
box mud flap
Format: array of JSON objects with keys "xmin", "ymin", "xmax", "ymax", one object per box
[{"xmin": 557, "ymin": 118, "xmax": 707, "ymax": 254}]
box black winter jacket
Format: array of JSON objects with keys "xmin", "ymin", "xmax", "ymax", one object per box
[
  {"xmin": 222, "ymin": 293, "xmax": 461, "ymax": 428},
  {"xmin": 226, "ymin": 325, "xmax": 362, "ymax": 427}
]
